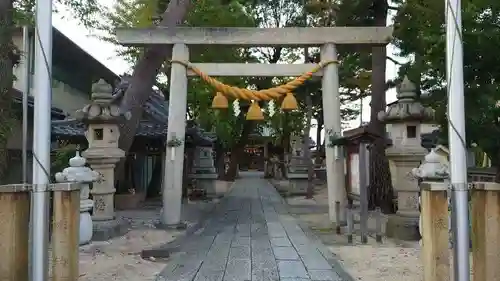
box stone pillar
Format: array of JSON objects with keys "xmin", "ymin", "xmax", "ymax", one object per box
[
  {"xmin": 76, "ymin": 79, "xmax": 127, "ymax": 221},
  {"xmin": 163, "ymin": 43, "xmax": 189, "ymax": 227},
  {"xmin": 192, "ymin": 146, "xmax": 216, "ymax": 173},
  {"xmin": 378, "ymin": 76, "xmax": 434, "ymax": 240},
  {"xmin": 321, "ymin": 43, "xmax": 346, "ymax": 223},
  {"xmin": 54, "ymin": 152, "xmax": 100, "ymax": 245}
]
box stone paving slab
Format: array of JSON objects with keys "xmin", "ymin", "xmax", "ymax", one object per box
[{"xmin": 156, "ymin": 173, "xmax": 353, "ymax": 281}]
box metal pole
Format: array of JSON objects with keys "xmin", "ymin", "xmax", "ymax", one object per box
[
  {"xmin": 445, "ymin": 0, "xmax": 469, "ymax": 280},
  {"xmin": 31, "ymin": 0, "xmax": 53, "ymax": 280},
  {"xmin": 21, "ymin": 26, "xmax": 31, "ymax": 184}
]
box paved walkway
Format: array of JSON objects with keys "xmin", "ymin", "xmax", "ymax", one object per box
[{"xmin": 157, "ymin": 173, "xmax": 351, "ymax": 281}]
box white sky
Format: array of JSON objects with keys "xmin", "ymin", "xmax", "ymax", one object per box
[{"xmin": 52, "ymin": 5, "xmax": 402, "ymax": 142}]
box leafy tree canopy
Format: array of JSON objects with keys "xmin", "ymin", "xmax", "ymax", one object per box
[{"xmin": 393, "ymin": 0, "xmax": 500, "ymax": 165}]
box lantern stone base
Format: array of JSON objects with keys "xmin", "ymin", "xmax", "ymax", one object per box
[
  {"xmin": 190, "ymin": 173, "xmax": 219, "ymax": 198},
  {"xmin": 92, "ymin": 218, "xmax": 130, "ymax": 241},
  {"xmin": 287, "ymin": 173, "xmax": 310, "ymax": 196},
  {"xmin": 385, "ymin": 214, "xmax": 420, "ymax": 241}
]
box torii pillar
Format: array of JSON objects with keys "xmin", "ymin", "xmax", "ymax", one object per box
[{"xmin": 115, "ymin": 27, "xmax": 393, "ymax": 225}]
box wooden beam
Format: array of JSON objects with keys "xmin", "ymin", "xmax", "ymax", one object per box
[
  {"xmin": 116, "ymin": 27, "xmax": 393, "ymax": 46},
  {"xmin": 184, "ymin": 63, "xmax": 324, "ymax": 77}
]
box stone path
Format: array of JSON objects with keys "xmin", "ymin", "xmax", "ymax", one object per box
[{"xmin": 156, "ymin": 173, "xmax": 351, "ymax": 281}]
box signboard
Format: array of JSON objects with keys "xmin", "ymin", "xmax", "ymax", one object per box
[{"xmin": 349, "ymin": 153, "xmax": 360, "ymax": 195}]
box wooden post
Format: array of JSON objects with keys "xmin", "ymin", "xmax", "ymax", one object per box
[
  {"xmin": 420, "ymin": 182, "xmax": 449, "ymax": 281},
  {"xmin": 346, "ymin": 202, "xmax": 354, "ymax": 244},
  {"xmin": 358, "ymin": 142, "xmax": 369, "ymax": 244},
  {"xmin": 472, "ymin": 182, "xmax": 500, "ymax": 281},
  {"xmin": 335, "ymin": 201, "xmax": 341, "ymax": 234},
  {"xmin": 375, "ymin": 207, "xmax": 383, "ymax": 243},
  {"xmin": 51, "ymin": 183, "xmax": 80, "ymax": 281},
  {"xmin": 0, "ymin": 184, "xmax": 31, "ymax": 281}
]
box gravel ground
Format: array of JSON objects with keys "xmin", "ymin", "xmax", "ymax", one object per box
[
  {"xmin": 78, "ymin": 200, "xmax": 215, "ymax": 281},
  {"xmin": 285, "ymin": 188, "xmax": 424, "ymax": 281}
]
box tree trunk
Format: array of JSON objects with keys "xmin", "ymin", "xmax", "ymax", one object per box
[
  {"xmin": 216, "ymin": 151, "xmax": 226, "ymax": 179},
  {"xmin": 279, "ymin": 112, "xmax": 290, "ymax": 179},
  {"xmin": 368, "ymin": 0, "xmax": 394, "ymax": 213},
  {"xmin": 0, "ymin": 0, "xmax": 15, "ymax": 184},
  {"xmin": 214, "ymin": 141, "xmax": 227, "ymax": 180},
  {"xmin": 315, "ymin": 116, "xmax": 324, "ymax": 165},
  {"xmin": 225, "ymin": 120, "xmax": 255, "ymax": 181},
  {"xmin": 116, "ymin": 0, "xmax": 192, "ymax": 182},
  {"xmin": 182, "ymin": 149, "xmax": 193, "ymax": 198}
]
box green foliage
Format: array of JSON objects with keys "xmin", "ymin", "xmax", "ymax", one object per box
[
  {"xmin": 51, "ymin": 144, "xmax": 77, "ymax": 179},
  {"xmin": 393, "ymin": 0, "xmax": 500, "ymax": 165},
  {"xmin": 166, "ymin": 136, "xmax": 183, "ymax": 147},
  {"xmin": 13, "ymin": 0, "xmax": 101, "ymax": 27},
  {"xmin": 101, "ymin": 0, "xmax": 372, "ymax": 149},
  {"xmin": 101, "ymin": 0, "xmax": 258, "ymax": 149}
]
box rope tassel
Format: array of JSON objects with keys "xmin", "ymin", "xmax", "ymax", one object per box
[
  {"xmin": 281, "ymin": 92, "xmax": 298, "ymax": 111},
  {"xmin": 246, "ymin": 102, "xmax": 264, "ymax": 121},
  {"xmin": 212, "ymin": 92, "xmax": 228, "ymax": 109},
  {"xmin": 169, "ymin": 60, "xmax": 339, "ymax": 115},
  {"xmin": 171, "ymin": 59, "xmax": 338, "ymax": 100}
]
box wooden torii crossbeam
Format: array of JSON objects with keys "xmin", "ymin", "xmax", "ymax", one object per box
[{"xmin": 115, "ymin": 26, "xmax": 393, "ymax": 227}]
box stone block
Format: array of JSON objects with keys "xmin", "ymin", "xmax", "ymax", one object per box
[
  {"xmin": 272, "ymin": 246, "xmax": 300, "ymax": 260},
  {"xmin": 92, "ymin": 218, "xmax": 130, "ymax": 241},
  {"xmin": 287, "ymin": 173, "xmax": 309, "ymax": 195},
  {"xmin": 385, "ymin": 214, "xmax": 420, "ymax": 241},
  {"xmin": 277, "ymin": 260, "xmax": 309, "ymax": 279},
  {"xmin": 191, "ymin": 173, "xmax": 218, "ymax": 197},
  {"xmin": 215, "ymin": 180, "xmax": 233, "ymax": 195}
]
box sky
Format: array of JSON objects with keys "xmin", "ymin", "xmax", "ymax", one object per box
[{"xmin": 52, "ymin": 4, "xmax": 403, "ymax": 142}]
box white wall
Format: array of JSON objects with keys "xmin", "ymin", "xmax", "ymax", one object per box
[{"xmin": 11, "ymin": 34, "xmax": 90, "ymax": 117}]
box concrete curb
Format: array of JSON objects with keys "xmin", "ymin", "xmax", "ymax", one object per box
[{"xmin": 296, "ymin": 219, "xmax": 356, "ymax": 281}]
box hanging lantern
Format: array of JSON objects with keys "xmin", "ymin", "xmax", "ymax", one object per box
[
  {"xmin": 246, "ymin": 101, "xmax": 265, "ymax": 121},
  {"xmin": 233, "ymin": 99, "xmax": 241, "ymax": 117},
  {"xmin": 268, "ymin": 100, "xmax": 276, "ymax": 117},
  {"xmin": 212, "ymin": 92, "xmax": 228, "ymax": 109},
  {"xmin": 281, "ymin": 92, "xmax": 298, "ymax": 111}
]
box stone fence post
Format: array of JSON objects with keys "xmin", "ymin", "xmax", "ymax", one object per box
[
  {"xmin": 412, "ymin": 148, "xmax": 450, "ymax": 281},
  {"xmin": 55, "ymin": 152, "xmax": 100, "ymax": 245}
]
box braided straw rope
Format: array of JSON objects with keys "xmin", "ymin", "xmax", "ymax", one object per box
[{"xmin": 170, "ymin": 60, "xmax": 339, "ymax": 101}]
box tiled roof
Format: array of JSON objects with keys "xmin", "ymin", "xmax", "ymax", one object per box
[
  {"xmin": 51, "ymin": 79, "xmax": 216, "ymax": 145},
  {"xmin": 52, "ymin": 119, "xmax": 168, "ymax": 138},
  {"xmin": 113, "ymin": 78, "xmax": 169, "ymax": 123},
  {"xmin": 11, "ymin": 88, "xmax": 67, "ymax": 119}
]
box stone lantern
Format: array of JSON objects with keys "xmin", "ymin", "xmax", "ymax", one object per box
[
  {"xmin": 378, "ymin": 76, "xmax": 434, "ymax": 240},
  {"xmin": 75, "ymin": 79, "xmax": 127, "ymax": 222},
  {"xmin": 55, "ymin": 151, "xmax": 101, "ymax": 245}
]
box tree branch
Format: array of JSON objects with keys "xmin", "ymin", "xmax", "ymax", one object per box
[
  {"xmin": 388, "ymin": 6, "xmax": 399, "ymax": 11},
  {"xmin": 387, "ymin": 56, "xmax": 403, "ymax": 65}
]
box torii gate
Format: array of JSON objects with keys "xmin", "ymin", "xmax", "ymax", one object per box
[{"xmin": 116, "ymin": 26, "xmax": 393, "ymax": 227}]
